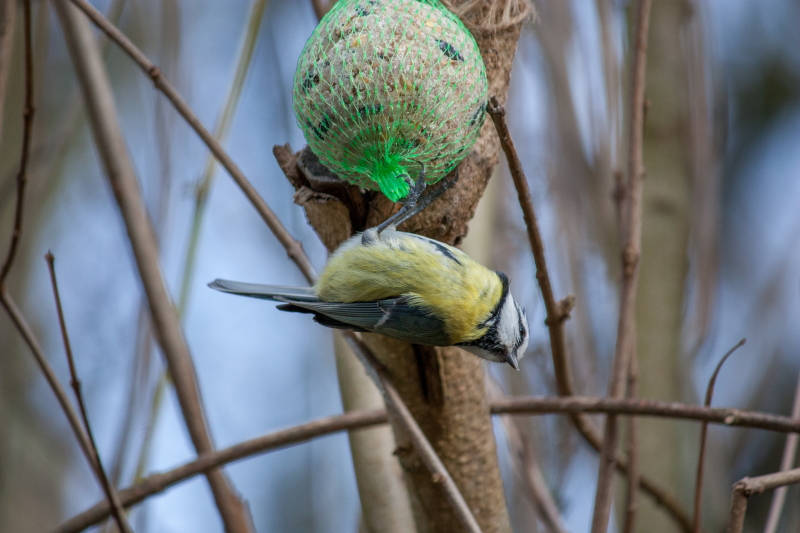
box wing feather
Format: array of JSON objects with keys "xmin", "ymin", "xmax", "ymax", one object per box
[{"xmin": 209, "ymin": 279, "xmax": 317, "ymax": 302}]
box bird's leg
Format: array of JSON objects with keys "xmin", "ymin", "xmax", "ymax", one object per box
[
  {"xmin": 363, "ymin": 164, "xmax": 460, "ymax": 245},
  {"xmin": 372, "ymin": 164, "xmax": 428, "ymax": 236}
]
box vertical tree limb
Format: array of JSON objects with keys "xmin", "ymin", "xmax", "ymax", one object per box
[
  {"xmin": 342, "ymin": 332, "xmax": 484, "ymax": 533},
  {"xmin": 763, "ymin": 363, "xmax": 800, "ymax": 533},
  {"xmin": 591, "ymin": 2, "xmax": 651, "ymax": 533},
  {"xmin": 52, "ymin": 3, "xmax": 253, "ymax": 532},
  {"xmin": 333, "ymin": 333, "xmax": 417, "ymax": 533},
  {"xmin": 0, "ymin": 0, "xmax": 17, "ymax": 150},
  {"xmin": 623, "ymin": 350, "xmax": 640, "ymax": 533},
  {"xmin": 487, "ymin": 90, "xmax": 692, "ymax": 532}
]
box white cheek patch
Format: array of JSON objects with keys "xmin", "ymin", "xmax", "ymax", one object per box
[{"xmin": 496, "ymin": 296, "xmax": 520, "ymax": 348}]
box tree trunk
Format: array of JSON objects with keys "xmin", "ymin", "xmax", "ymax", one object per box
[{"xmin": 273, "ymin": 2, "xmax": 531, "ymax": 531}]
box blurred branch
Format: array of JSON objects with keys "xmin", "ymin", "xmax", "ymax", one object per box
[
  {"xmin": 763, "ymin": 353, "xmax": 800, "ymax": 533},
  {"xmin": 66, "ymin": 0, "xmax": 317, "ymax": 283},
  {"xmin": 342, "ymin": 332, "xmax": 484, "ymax": 533},
  {"xmin": 591, "ymin": 2, "xmax": 651, "ymax": 532},
  {"xmin": 56, "ymin": 394, "xmax": 800, "ymax": 533},
  {"xmin": 487, "ymin": 92, "xmax": 691, "ymax": 532},
  {"xmin": 623, "ymin": 346, "xmax": 640, "ymax": 533},
  {"xmin": 132, "ymin": 0, "xmax": 270, "ymax": 497},
  {"xmin": 178, "ymin": 0, "xmax": 269, "ymax": 315},
  {"xmin": 0, "ymin": 0, "xmax": 32, "ymax": 287},
  {"xmin": 488, "ymin": 378, "xmax": 567, "ymax": 533},
  {"xmin": 726, "ymin": 468, "xmax": 800, "ymax": 533},
  {"xmin": 53, "ymin": 2, "xmax": 254, "ymax": 532},
  {"xmin": 693, "ymin": 339, "xmax": 746, "ymax": 533},
  {"xmin": 45, "ymin": 252, "xmax": 133, "ymax": 533},
  {"xmin": 0, "ymin": 0, "xmax": 16, "ymax": 149},
  {"xmin": 310, "ymin": 0, "xmax": 334, "ymax": 21}
]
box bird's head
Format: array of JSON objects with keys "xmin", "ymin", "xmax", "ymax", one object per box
[{"xmin": 458, "ymin": 292, "xmax": 529, "ymax": 370}]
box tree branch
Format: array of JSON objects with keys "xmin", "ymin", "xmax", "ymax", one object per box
[
  {"xmin": 763, "ymin": 352, "xmax": 800, "ymax": 533},
  {"xmin": 487, "ymin": 82, "xmax": 690, "ymax": 532},
  {"xmin": 55, "ymin": 394, "xmax": 800, "ymax": 533},
  {"xmin": 726, "ymin": 467, "xmax": 800, "ymax": 533},
  {"xmin": 591, "ymin": 2, "xmax": 651, "ymax": 532},
  {"xmin": 693, "ymin": 339, "xmax": 746, "ymax": 532},
  {"xmin": 45, "ymin": 252, "xmax": 133, "ymax": 533},
  {"xmin": 0, "ymin": 0, "xmax": 32, "ymax": 287},
  {"xmin": 66, "ymin": 0, "xmax": 317, "ymax": 283},
  {"xmin": 53, "ymin": 2, "xmax": 253, "ymax": 531}
]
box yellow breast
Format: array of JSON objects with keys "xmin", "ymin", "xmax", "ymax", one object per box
[{"xmin": 315, "ymin": 231, "xmax": 503, "ymax": 343}]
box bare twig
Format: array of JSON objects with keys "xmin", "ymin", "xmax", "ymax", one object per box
[
  {"xmin": 0, "ymin": 0, "xmax": 33, "ymax": 287},
  {"xmin": 178, "ymin": 0, "xmax": 269, "ymax": 315},
  {"xmin": 486, "ymin": 94, "xmax": 576, "ymax": 397},
  {"xmin": 45, "ymin": 252, "xmax": 133, "ymax": 533},
  {"xmin": 66, "ymin": 0, "xmax": 316, "ymax": 283},
  {"xmin": 726, "ymin": 467, "xmax": 800, "ymax": 533},
  {"xmin": 693, "ymin": 339, "xmax": 746, "ymax": 533},
  {"xmin": 53, "ymin": 3, "xmax": 253, "ymax": 531},
  {"xmin": 57, "ymin": 393, "xmax": 800, "ymax": 533},
  {"xmin": 487, "ymin": 379, "xmax": 568, "ymax": 533},
  {"xmin": 763, "ymin": 347, "xmax": 800, "ymax": 533},
  {"xmin": 623, "ymin": 346, "xmax": 640, "ymax": 533},
  {"xmin": 487, "ymin": 87, "xmax": 691, "ymax": 531},
  {"xmin": 0, "ymin": 0, "xmax": 16, "ymax": 149},
  {"xmin": 342, "ymin": 332, "xmax": 484, "ymax": 533},
  {"xmin": 591, "ymin": 2, "xmax": 651, "ymax": 532},
  {"xmin": 132, "ymin": 0, "xmax": 270, "ymax": 494}
]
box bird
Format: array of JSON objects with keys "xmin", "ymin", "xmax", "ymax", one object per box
[{"xmin": 210, "ymin": 228, "xmax": 529, "ymax": 370}]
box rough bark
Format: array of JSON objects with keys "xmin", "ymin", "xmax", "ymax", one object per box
[{"xmin": 274, "ymin": 2, "xmax": 531, "ymax": 531}]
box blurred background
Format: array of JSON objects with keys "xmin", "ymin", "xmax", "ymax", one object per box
[{"xmin": 1, "ymin": 0, "xmax": 799, "ymax": 532}]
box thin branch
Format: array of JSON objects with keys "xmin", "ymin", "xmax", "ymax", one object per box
[
  {"xmin": 763, "ymin": 350, "xmax": 800, "ymax": 533},
  {"xmin": 623, "ymin": 345, "xmax": 640, "ymax": 533},
  {"xmin": 53, "ymin": 3, "xmax": 253, "ymax": 532},
  {"xmin": 486, "ymin": 94, "xmax": 576, "ymax": 398},
  {"xmin": 178, "ymin": 0, "xmax": 269, "ymax": 315},
  {"xmin": 591, "ymin": 2, "xmax": 651, "ymax": 532},
  {"xmin": 0, "ymin": 0, "xmax": 17, "ymax": 150},
  {"xmin": 45, "ymin": 252, "xmax": 133, "ymax": 533},
  {"xmin": 726, "ymin": 467, "xmax": 800, "ymax": 533},
  {"xmin": 52, "ymin": 409, "xmax": 389, "ymax": 533},
  {"xmin": 488, "ymin": 378, "xmax": 568, "ymax": 533},
  {"xmin": 66, "ymin": 0, "xmax": 317, "ymax": 283},
  {"xmin": 693, "ymin": 339, "xmax": 746, "ymax": 533},
  {"xmin": 55, "ymin": 394, "xmax": 800, "ymax": 533},
  {"xmin": 342, "ymin": 332, "xmax": 484, "ymax": 533},
  {"xmin": 487, "ymin": 86, "xmax": 690, "ymax": 531},
  {"xmin": 0, "ymin": 0, "xmax": 33, "ymax": 287},
  {"xmin": 132, "ymin": 0, "xmax": 270, "ymax": 495}
]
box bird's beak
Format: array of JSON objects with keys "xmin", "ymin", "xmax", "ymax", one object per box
[{"xmin": 504, "ymin": 352, "xmax": 520, "ymax": 371}]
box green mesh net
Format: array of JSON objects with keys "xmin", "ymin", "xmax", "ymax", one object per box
[{"xmin": 292, "ymin": 0, "xmax": 488, "ymax": 202}]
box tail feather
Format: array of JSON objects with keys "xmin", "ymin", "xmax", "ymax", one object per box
[{"xmin": 208, "ymin": 279, "xmax": 318, "ymax": 302}]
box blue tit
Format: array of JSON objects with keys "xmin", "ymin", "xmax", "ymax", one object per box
[{"xmin": 210, "ymin": 228, "xmax": 529, "ymax": 369}]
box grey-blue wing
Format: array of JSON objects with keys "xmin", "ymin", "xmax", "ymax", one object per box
[
  {"xmin": 285, "ymin": 297, "xmax": 451, "ymax": 346},
  {"xmin": 210, "ymin": 279, "xmax": 450, "ymax": 346}
]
